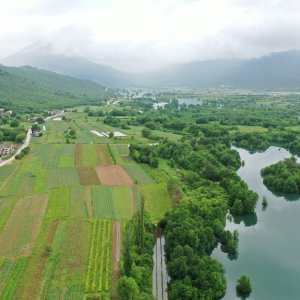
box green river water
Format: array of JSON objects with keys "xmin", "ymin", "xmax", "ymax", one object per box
[{"xmin": 213, "ymin": 146, "xmax": 300, "ymax": 300}]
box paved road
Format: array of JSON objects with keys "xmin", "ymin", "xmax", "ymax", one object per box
[
  {"xmin": 0, "ymin": 127, "xmax": 32, "ymax": 168},
  {"xmin": 44, "ymin": 110, "xmax": 64, "ymax": 120},
  {"xmin": 0, "ymin": 110, "xmax": 65, "ymax": 169}
]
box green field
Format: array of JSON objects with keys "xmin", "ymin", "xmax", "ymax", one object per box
[
  {"xmin": 141, "ymin": 183, "xmax": 172, "ymax": 222},
  {"xmin": 112, "ymin": 186, "xmax": 132, "ymax": 220},
  {"xmin": 92, "ymin": 186, "xmax": 116, "ymax": 219},
  {"xmin": 122, "ymin": 163, "xmax": 154, "ymax": 184},
  {"xmin": 46, "ymin": 187, "xmax": 70, "ymax": 219},
  {"xmin": 47, "ymin": 168, "xmax": 80, "ymax": 188},
  {"xmin": 81, "ymin": 144, "xmax": 100, "ymax": 166}
]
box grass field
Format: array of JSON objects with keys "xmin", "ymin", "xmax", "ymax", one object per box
[
  {"xmin": 81, "ymin": 144, "xmax": 100, "ymax": 166},
  {"xmin": 112, "ymin": 186, "xmax": 132, "ymax": 220},
  {"xmin": 141, "ymin": 183, "xmax": 172, "ymax": 222},
  {"xmin": 70, "ymin": 185, "xmax": 88, "ymax": 218},
  {"xmin": 122, "ymin": 163, "xmax": 155, "ymax": 184},
  {"xmin": 46, "ymin": 187, "xmax": 70, "ymax": 219}
]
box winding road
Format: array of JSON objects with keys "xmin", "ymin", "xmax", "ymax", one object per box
[
  {"xmin": 0, "ymin": 110, "xmax": 65, "ymax": 168},
  {"xmin": 0, "ymin": 127, "xmax": 32, "ymax": 168}
]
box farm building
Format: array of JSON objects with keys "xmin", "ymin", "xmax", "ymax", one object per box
[
  {"xmin": 0, "ymin": 144, "xmax": 15, "ymax": 157},
  {"xmin": 114, "ymin": 131, "xmax": 127, "ymax": 138}
]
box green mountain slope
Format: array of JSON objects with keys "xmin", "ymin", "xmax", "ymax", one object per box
[{"xmin": 0, "ymin": 65, "xmax": 109, "ymax": 112}]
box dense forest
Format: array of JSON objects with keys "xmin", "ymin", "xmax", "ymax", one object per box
[{"xmin": 261, "ymin": 157, "xmax": 300, "ymax": 194}]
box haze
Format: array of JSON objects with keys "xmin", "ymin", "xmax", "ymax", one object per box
[{"xmin": 1, "ymin": 0, "xmax": 300, "ymax": 72}]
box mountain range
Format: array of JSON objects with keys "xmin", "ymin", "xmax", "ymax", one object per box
[{"xmin": 2, "ymin": 45, "xmax": 300, "ymax": 89}]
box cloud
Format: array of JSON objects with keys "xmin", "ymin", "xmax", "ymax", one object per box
[{"xmin": 1, "ymin": 0, "xmax": 300, "ymax": 71}]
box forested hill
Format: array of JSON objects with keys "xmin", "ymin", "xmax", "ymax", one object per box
[{"xmin": 0, "ymin": 64, "xmax": 109, "ymax": 112}]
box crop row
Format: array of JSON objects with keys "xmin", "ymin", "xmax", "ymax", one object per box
[
  {"xmin": 85, "ymin": 219, "xmax": 112, "ymax": 294},
  {"xmin": 77, "ymin": 167, "xmax": 100, "ymax": 185},
  {"xmin": 0, "ymin": 258, "xmax": 27, "ymax": 298},
  {"xmin": 92, "ymin": 186, "xmax": 116, "ymax": 219}
]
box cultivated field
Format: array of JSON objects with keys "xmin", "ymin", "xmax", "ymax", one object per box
[
  {"xmin": 0, "ymin": 196, "xmax": 48, "ymax": 257},
  {"xmin": 96, "ymin": 144, "xmax": 113, "ymax": 165},
  {"xmin": 95, "ymin": 165, "xmax": 133, "ymax": 186},
  {"xmin": 0, "ymin": 107, "xmax": 172, "ymax": 299},
  {"xmin": 122, "ymin": 163, "xmax": 155, "ymax": 184},
  {"xmin": 85, "ymin": 219, "xmax": 113, "ymax": 297},
  {"xmin": 92, "ymin": 186, "xmax": 116, "ymax": 219},
  {"xmin": 77, "ymin": 166, "xmax": 100, "ymax": 185}
]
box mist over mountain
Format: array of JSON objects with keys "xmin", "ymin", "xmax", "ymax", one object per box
[{"xmin": 3, "ymin": 45, "xmax": 300, "ymax": 90}]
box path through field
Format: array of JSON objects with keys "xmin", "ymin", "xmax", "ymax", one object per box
[{"xmin": 111, "ymin": 221, "xmax": 121, "ymax": 299}]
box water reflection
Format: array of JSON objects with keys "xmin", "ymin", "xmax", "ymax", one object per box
[{"xmin": 232, "ymin": 213, "xmax": 258, "ymax": 227}]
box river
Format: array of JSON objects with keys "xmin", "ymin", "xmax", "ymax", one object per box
[{"xmin": 213, "ymin": 146, "xmax": 300, "ymax": 300}]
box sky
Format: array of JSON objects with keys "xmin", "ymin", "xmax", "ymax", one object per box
[{"xmin": 0, "ymin": 0, "xmax": 300, "ymax": 72}]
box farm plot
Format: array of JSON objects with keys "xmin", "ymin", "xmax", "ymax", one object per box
[
  {"xmin": 46, "ymin": 187, "xmax": 70, "ymax": 219},
  {"xmin": 95, "ymin": 165, "xmax": 133, "ymax": 186},
  {"xmin": 46, "ymin": 220, "xmax": 91, "ymax": 299},
  {"xmin": 70, "ymin": 186, "xmax": 88, "ymax": 218},
  {"xmin": 96, "ymin": 144, "xmax": 113, "ymax": 165},
  {"xmin": 0, "ymin": 257, "xmax": 27, "ymax": 299},
  {"xmin": 111, "ymin": 144, "xmax": 129, "ymax": 156},
  {"xmin": 77, "ymin": 167, "xmax": 100, "ymax": 185},
  {"xmin": 85, "ymin": 219, "xmax": 113, "ymax": 297},
  {"xmin": 92, "ymin": 186, "xmax": 116, "ymax": 219},
  {"xmin": 15, "ymin": 220, "xmax": 59, "ymax": 300},
  {"xmin": 141, "ymin": 183, "xmax": 172, "ymax": 222},
  {"xmin": 75, "ymin": 144, "xmax": 82, "ymax": 166},
  {"xmin": 47, "ymin": 168, "xmax": 80, "ymax": 188},
  {"xmin": 122, "ymin": 163, "xmax": 154, "ymax": 184},
  {"xmin": 81, "ymin": 144, "xmax": 100, "ymax": 167},
  {"xmin": 0, "ymin": 195, "xmax": 48, "ymax": 257},
  {"xmin": 4, "ymin": 172, "xmax": 36, "ymax": 196},
  {"xmin": 111, "ymin": 186, "xmax": 132, "ymax": 220},
  {"xmin": 141, "ymin": 164, "xmax": 170, "ymax": 183},
  {"xmin": 0, "ymin": 164, "xmax": 17, "ymax": 182}
]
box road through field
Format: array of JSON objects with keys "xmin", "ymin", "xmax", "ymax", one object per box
[
  {"xmin": 0, "ymin": 127, "xmax": 32, "ymax": 168},
  {"xmin": 0, "ymin": 110, "xmax": 65, "ymax": 169}
]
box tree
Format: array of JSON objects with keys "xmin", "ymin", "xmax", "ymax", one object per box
[
  {"xmin": 236, "ymin": 275, "xmax": 252, "ymax": 295},
  {"xmin": 141, "ymin": 128, "xmax": 151, "ymax": 138},
  {"xmin": 117, "ymin": 276, "xmax": 139, "ymax": 300},
  {"xmin": 15, "ymin": 133, "xmax": 26, "ymax": 143},
  {"xmin": 36, "ymin": 117, "xmax": 45, "ymax": 124},
  {"xmin": 10, "ymin": 119, "xmax": 20, "ymax": 127}
]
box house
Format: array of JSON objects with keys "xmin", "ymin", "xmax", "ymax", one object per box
[
  {"xmin": 0, "ymin": 144, "xmax": 15, "ymax": 157},
  {"xmin": 32, "ymin": 130, "xmax": 42, "ymax": 137}
]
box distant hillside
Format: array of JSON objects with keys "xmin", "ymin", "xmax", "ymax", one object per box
[
  {"xmin": 0, "ymin": 65, "xmax": 109, "ymax": 112},
  {"xmin": 2, "ymin": 44, "xmax": 134, "ymax": 88},
  {"xmin": 3, "ymin": 45, "xmax": 300, "ymax": 89}
]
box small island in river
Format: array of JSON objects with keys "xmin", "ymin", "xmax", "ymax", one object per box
[{"xmin": 261, "ymin": 157, "xmax": 300, "ymax": 194}]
